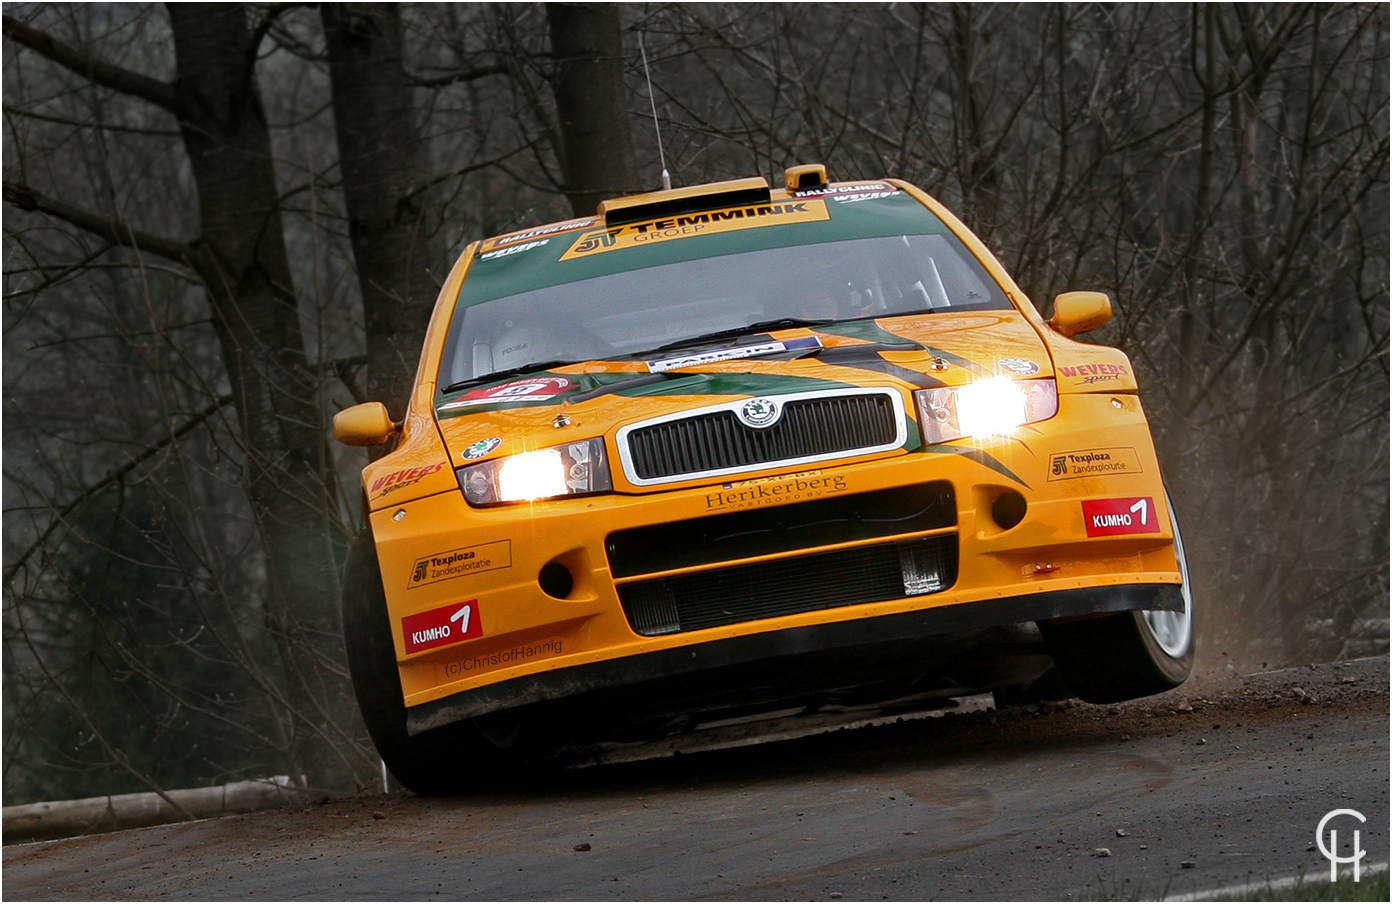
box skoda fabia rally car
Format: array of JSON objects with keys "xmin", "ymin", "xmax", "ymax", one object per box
[{"xmin": 334, "ymin": 166, "xmax": 1193, "ymax": 792}]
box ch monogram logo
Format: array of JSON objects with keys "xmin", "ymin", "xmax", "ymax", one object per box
[{"xmin": 1316, "ymin": 809, "xmax": 1367, "ymax": 883}]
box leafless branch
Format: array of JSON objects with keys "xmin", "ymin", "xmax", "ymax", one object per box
[
  {"xmin": 5, "ymin": 394, "xmax": 234, "ymax": 583},
  {"xmin": 407, "ymin": 61, "xmax": 509, "ymax": 88},
  {"xmin": 4, "ymin": 180, "xmax": 202, "ymax": 269},
  {"xmin": 2, "ymin": 14, "xmax": 183, "ymax": 116}
]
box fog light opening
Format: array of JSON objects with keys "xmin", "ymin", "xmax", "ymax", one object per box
[
  {"xmin": 991, "ymin": 491, "xmax": 1027, "ymax": 530},
  {"xmin": 538, "ymin": 561, "xmax": 574, "ymax": 599}
]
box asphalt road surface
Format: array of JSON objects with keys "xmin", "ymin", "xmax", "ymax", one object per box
[{"xmin": 5, "ymin": 656, "xmax": 1387, "ymax": 901}]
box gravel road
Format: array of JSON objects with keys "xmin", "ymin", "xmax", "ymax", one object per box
[{"xmin": 4, "ymin": 656, "xmax": 1387, "ymax": 901}]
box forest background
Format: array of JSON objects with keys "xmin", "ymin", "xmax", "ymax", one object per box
[{"xmin": 3, "ymin": 2, "xmax": 1387, "ymax": 802}]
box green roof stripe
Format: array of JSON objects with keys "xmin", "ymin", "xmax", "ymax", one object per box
[{"xmin": 456, "ymin": 191, "xmax": 951, "ymax": 308}]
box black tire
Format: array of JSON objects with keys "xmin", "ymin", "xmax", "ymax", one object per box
[
  {"xmin": 342, "ymin": 530, "xmax": 534, "ymax": 794},
  {"xmin": 1038, "ymin": 491, "xmax": 1194, "ymax": 704}
]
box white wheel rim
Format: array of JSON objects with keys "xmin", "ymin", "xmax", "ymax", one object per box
[{"xmin": 1143, "ymin": 497, "xmax": 1193, "ymax": 659}]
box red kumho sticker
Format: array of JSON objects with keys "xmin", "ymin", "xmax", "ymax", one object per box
[
  {"xmin": 1081, "ymin": 497, "xmax": 1160, "ymax": 537},
  {"xmin": 402, "ymin": 601, "xmax": 482, "ymax": 654}
]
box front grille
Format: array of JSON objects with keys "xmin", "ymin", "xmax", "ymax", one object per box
[
  {"xmin": 623, "ymin": 391, "xmax": 900, "ymax": 482},
  {"xmin": 619, "ymin": 535, "xmax": 959, "ymax": 636},
  {"xmin": 606, "ymin": 482, "xmax": 956, "ymax": 578}
]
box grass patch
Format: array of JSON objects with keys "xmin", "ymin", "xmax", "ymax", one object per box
[
  {"xmin": 1210, "ymin": 870, "xmax": 1389, "ymax": 901},
  {"xmin": 1083, "ymin": 867, "xmax": 1389, "ymax": 901}
]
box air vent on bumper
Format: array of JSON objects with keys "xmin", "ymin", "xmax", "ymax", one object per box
[{"xmin": 619, "ymin": 535, "xmax": 958, "ymax": 636}]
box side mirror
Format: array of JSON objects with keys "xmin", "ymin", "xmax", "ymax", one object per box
[
  {"xmin": 1049, "ymin": 291, "xmax": 1113, "ymax": 337},
  {"xmin": 333, "ymin": 402, "xmax": 398, "ymax": 446}
]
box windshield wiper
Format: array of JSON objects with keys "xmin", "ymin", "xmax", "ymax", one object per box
[
  {"xmin": 643, "ymin": 318, "xmax": 836, "ymax": 356},
  {"xmin": 440, "ymin": 359, "xmax": 581, "ymax": 394}
]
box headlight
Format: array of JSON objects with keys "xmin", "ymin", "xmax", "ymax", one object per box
[
  {"xmin": 458, "ymin": 438, "xmax": 612, "ymax": 505},
  {"xmin": 913, "ymin": 377, "xmax": 1058, "ymax": 445}
]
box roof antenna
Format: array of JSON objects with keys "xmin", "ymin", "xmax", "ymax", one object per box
[{"xmin": 638, "ymin": 32, "xmax": 671, "ymax": 191}]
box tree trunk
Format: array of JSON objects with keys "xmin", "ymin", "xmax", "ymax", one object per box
[
  {"xmin": 1178, "ymin": 2, "xmax": 1220, "ymax": 409},
  {"xmin": 165, "ymin": 3, "xmax": 362, "ymax": 790},
  {"xmin": 321, "ymin": 3, "xmax": 438, "ymax": 421},
  {"xmin": 945, "ymin": 3, "xmax": 1000, "ymax": 238},
  {"xmin": 546, "ymin": 3, "xmax": 640, "ymax": 216}
]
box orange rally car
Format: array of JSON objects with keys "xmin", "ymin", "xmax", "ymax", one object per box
[{"xmin": 334, "ymin": 166, "xmax": 1192, "ymax": 792}]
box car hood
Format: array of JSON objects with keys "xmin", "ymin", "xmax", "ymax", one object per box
[{"xmin": 434, "ymin": 311, "xmax": 1050, "ymax": 475}]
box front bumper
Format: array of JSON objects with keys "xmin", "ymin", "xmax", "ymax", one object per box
[{"xmin": 372, "ymin": 391, "xmax": 1183, "ymax": 728}]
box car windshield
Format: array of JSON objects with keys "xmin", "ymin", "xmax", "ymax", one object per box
[{"xmin": 439, "ymin": 190, "xmax": 1011, "ymax": 388}]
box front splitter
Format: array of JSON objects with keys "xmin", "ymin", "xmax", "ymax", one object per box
[{"xmin": 406, "ymin": 581, "xmax": 1182, "ymax": 735}]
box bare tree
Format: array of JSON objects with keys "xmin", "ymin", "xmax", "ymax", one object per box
[
  {"xmin": 546, "ymin": 2, "xmax": 640, "ymax": 214},
  {"xmin": 322, "ymin": 3, "xmax": 440, "ymax": 420},
  {"xmin": 5, "ymin": 3, "xmax": 366, "ymax": 789}
]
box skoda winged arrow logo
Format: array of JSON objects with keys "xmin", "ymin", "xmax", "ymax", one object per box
[{"xmin": 737, "ymin": 397, "xmax": 781, "ymax": 428}]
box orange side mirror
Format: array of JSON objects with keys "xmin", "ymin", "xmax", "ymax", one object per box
[
  {"xmin": 333, "ymin": 402, "xmax": 398, "ymax": 446},
  {"xmin": 1049, "ymin": 291, "xmax": 1113, "ymax": 337}
]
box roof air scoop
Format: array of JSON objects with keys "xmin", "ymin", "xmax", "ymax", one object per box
[{"xmin": 598, "ymin": 177, "xmax": 771, "ymax": 226}]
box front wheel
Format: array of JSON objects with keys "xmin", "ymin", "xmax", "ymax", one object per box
[
  {"xmin": 1039, "ymin": 491, "xmax": 1194, "ymax": 704},
  {"xmin": 342, "ymin": 530, "xmax": 537, "ymax": 794}
]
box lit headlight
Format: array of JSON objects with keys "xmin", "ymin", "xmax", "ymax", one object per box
[
  {"xmin": 458, "ymin": 438, "xmax": 612, "ymax": 505},
  {"xmin": 913, "ymin": 377, "xmax": 1058, "ymax": 445}
]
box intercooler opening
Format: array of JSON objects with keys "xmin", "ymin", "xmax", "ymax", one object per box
[{"xmin": 618, "ymin": 534, "xmax": 959, "ymax": 637}]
